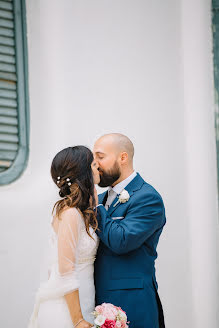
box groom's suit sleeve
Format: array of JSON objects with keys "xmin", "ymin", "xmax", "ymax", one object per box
[{"xmin": 96, "ymin": 191, "xmax": 166, "ymax": 255}]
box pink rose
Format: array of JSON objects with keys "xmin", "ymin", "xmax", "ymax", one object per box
[
  {"xmin": 101, "ymin": 304, "xmax": 118, "ymax": 320},
  {"xmin": 102, "ymin": 319, "xmax": 116, "ymax": 328},
  {"xmin": 95, "ymin": 305, "xmax": 103, "ymax": 314},
  {"xmin": 115, "ymin": 321, "xmax": 122, "ymax": 328}
]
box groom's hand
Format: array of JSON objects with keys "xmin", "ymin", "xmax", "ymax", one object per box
[
  {"xmin": 89, "ymin": 187, "xmax": 98, "ymax": 208},
  {"xmin": 94, "ymin": 187, "xmax": 99, "ymax": 207}
]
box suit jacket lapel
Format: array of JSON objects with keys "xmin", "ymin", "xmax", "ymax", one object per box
[
  {"xmin": 107, "ymin": 173, "xmax": 144, "ymax": 216},
  {"xmin": 107, "ymin": 195, "xmax": 120, "ymax": 215}
]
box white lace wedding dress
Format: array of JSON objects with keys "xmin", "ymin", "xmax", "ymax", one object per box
[{"xmin": 28, "ymin": 208, "xmax": 99, "ymax": 328}]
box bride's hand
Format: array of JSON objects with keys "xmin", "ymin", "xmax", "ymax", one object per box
[{"xmin": 76, "ymin": 319, "xmax": 93, "ymax": 328}]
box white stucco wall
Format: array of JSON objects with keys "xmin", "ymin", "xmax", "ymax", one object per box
[
  {"xmin": 181, "ymin": 0, "xmax": 219, "ymax": 326},
  {"xmin": 0, "ymin": 1, "xmax": 218, "ymax": 327}
]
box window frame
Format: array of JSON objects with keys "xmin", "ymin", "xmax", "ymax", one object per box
[{"xmin": 0, "ymin": 0, "xmax": 30, "ymax": 185}]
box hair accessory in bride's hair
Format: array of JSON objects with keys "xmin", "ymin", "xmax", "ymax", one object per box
[
  {"xmin": 57, "ymin": 176, "xmax": 61, "ymax": 184},
  {"xmin": 66, "ymin": 177, "xmax": 71, "ymax": 186}
]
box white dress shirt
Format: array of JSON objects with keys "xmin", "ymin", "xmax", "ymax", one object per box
[{"xmin": 105, "ymin": 171, "xmax": 137, "ymax": 210}]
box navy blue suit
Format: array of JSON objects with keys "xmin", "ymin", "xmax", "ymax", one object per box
[{"xmin": 94, "ymin": 173, "xmax": 166, "ymax": 328}]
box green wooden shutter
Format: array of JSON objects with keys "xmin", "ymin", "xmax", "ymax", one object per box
[
  {"xmin": 213, "ymin": 0, "xmax": 219, "ymax": 99},
  {"xmin": 0, "ymin": 0, "xmax": 29, "ymax": 185}
]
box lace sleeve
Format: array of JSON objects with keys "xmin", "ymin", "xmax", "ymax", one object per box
[
  {"xmin": 58, "ymin": 208, "xmax": 81, "ymax": 274},
  {"xmin": 28, "ymin": 209, "xmax": 83, "ymax": 327},
  {"xmin": 56, "ymin": 208, "xmax": 82, "ymax": 295}
]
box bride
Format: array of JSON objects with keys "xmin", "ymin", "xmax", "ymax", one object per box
[{"xmin": 28, "ymin": 146, "xmax": 100, "ymax": 328}]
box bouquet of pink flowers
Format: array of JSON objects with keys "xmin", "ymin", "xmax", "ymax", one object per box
[{"xmin": 92, "ymin": 303, "xmax": 129, "ymax": 328}]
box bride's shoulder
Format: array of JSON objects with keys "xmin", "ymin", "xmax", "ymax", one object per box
[{"xmin": 60, "ymin": 207, "xmax": 83, "ymax": 223}]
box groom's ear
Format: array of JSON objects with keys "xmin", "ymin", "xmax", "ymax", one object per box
[{"xmin": 120, "ymin": 152, "xmax": 129, "ymax": 165}]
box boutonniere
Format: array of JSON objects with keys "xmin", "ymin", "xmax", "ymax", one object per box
[{"xmin": 113, "ymin": 189, "xmax": 130, "ymax": 207}]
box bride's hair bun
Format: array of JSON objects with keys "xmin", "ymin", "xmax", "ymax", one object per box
[
  {"xmin": 59, "ymin": 183, "xmax": 70, "ymax": 198},
  {"xmin": 55, "ymin": 176, "xmax": 74, "ymax": 198}
]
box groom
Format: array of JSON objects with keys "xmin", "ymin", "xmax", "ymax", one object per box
[{"xmin": 93, "ymin": 133, "xmax": 166, "ymax": 328}]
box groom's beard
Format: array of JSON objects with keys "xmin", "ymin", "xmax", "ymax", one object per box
[{"xmin": 98, "ymin": 162, "xmax": 121, "ymax": 187}]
